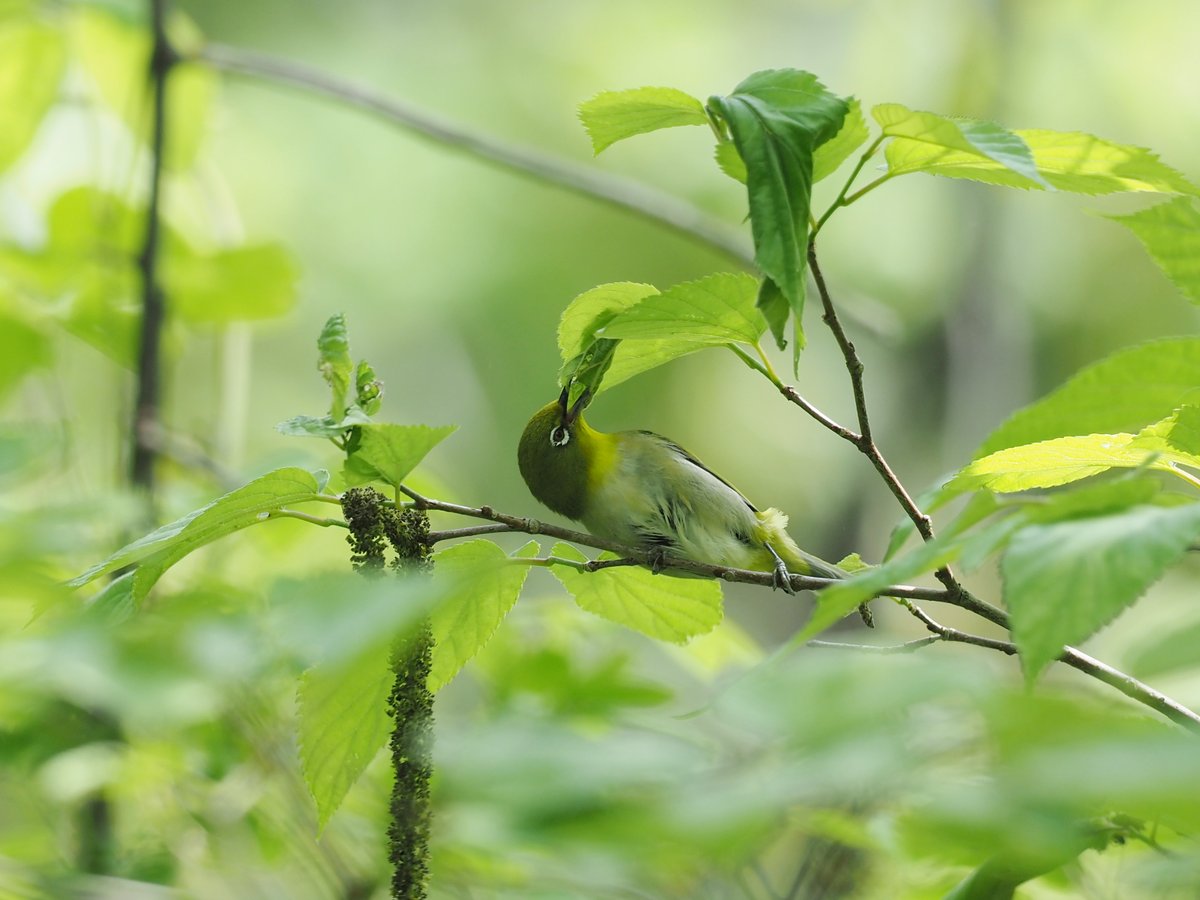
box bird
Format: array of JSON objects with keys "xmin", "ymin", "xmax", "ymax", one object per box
[{"xmin": 517, "ymin": 388, "xmax": 845, "ymax": 590}]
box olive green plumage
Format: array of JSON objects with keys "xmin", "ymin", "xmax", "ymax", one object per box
[{"xmin": 518, "ymin": 395, "xmax": 844, "ymax": 582}]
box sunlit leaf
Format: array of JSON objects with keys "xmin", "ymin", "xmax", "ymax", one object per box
[
  {"xmin": 549, "ymin": 543, "xmax": 722, "ymax": 643},
  {"xmin": 882, "ymin": 125, "xmax": 1197, "ymax": 195},
  {"xmin": 874, "ymin": 103, "xmax": 1048, "ymax": 188},
  {"xmin": 427, "ymin": 541, "xmax": 537, "ymax": 691},
  {"xmin": 706, "ymin": 69, "xmax": 849, "ymax": 350},
  {"xmin": 298, "ymin": 646, "xmax": 392, "ymax": 829},
  {"xmin": 557, "ymin": 282, "xmax": 709, "ymax": 394},
  {"xmin": 578, "ymin": 86, "xmax": 708, "ymax": 154},
  {"xmin": 1107, "ymin": 198, "xmax": 1200, "ymax": 304},
  {"xmin": 812, "ymin": 97, "xmax": 868, "ymax": 183},
  {"xmin": 600, "ymin": 272, "xmax": 764, "ymax": 345},
  {"xmin": 68, "ymin": 467, "xmax": 323, "ymax": 594},
  {"xmin": 714, "ymin": 140, "xmax": 746, "ymax": 183},
  {"xmin": 344, "ymin": 423, "xmax": 456, "ymax": 489},
  {"xmin": 973, "ymin": 338, "xmax": 1200, "ymax": 458},
  {"xmin": 1003, "ymin": 502, "xmax": 1200, "ymax": 681},
  {"xmin": 0, "ymin": 19, "xmax": 65, "ymax": 173}
]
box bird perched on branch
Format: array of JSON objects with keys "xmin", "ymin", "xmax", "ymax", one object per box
[{"xmin": 518, "ymin": 388, "xmax": 845, "ymax": 590}]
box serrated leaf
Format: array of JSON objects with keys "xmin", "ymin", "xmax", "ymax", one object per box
[
  {"xmin": 756, "ymin": 277, "xmax": 791, "ymax": 351},
  {"xmin": 578, "ymin": 86, "xmax": 708, "ymax": 154},
  {"xmin": 549, "ymin": 543, "xmax": 722, "ymax": 643},
  {"xmin": 557, "ymin": 283, "xmax": 709, "ymax": 394},
  {"xmin": 882, "ymin": 124, "xmax": 1197, "ymax": 195},
  {"xmin": 1132, "ymin": 405, "xmax": 1200, "ymax": 457},
  {"xmin": 68, "ymin": 467, "xmax": 321, "ymax": 594},
  {"xmin": 427, "ymin": 541, "xmax": 537, "ymax": 691},
  {"xmin": 874, "ymin": 103, "xmax": 1048, "ymax": 188},
  {"xmin": 167, "ymin": 242, "xmax": 298, "ymax": 323},
  {"xmin": 73, "ymin": 7, "xmax": 215, "ymax": 170},
  {"xmin": 1107, "ymin": 198, "xmax": 1200, "ymax": 304},
  {"xmin": 1002, "ymin": 503, "xmax": 1200, "ymax": 681},
  {"xmin": 355, "ymin": 359, "xmax": 383, "ymax": 415},
  {"xmin": 600, "ymin": 272, "xmax": 764, "ymax": 345},
  {"xmin": 0, "ymin": 19, "xmax": 65, "ymax": 173},
  {"xmin": 974, "ymin": 338, "xmax": 1200, "ymax": 458},
  {"xmin": 344, "ymin": 424, "xmax": 456, "ymax": 489},
  {"xmin": 950, "ymin": 433, "xmax": 1165, "ymax": 493},
  {"xmin": 298, "ymin": 646, "xmax": 392, "ymax": 829},
  {"xmin": 812, "ymin": 97, "xmax": 868, "ymax": 183},
  {"xmin": 706, "ymin": 70, "xmax": 849, "ymax": 351}
]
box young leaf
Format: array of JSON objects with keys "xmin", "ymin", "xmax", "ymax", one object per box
[
  {"xmin": 974, "ymin": 338, "xmax": 1200, "ymax": 458},
  {"xmin": 317, "ymin": 313, "xmax": 353, "ymax": 419},
  {"xmin": 706, "ymin": 70, "xmax": 850, "ymax": 346},
  {"xmin": 298, "ymin": 646, "xmax": 393, "ymax": 829},
  {"xmin": 344, "ymin": 424, "xmax": 456, "ymax": 489},
  {"xmin": 549, "ymin": 543, "xmax": 722, "ymax": 643},
  {"xmin": 714, "ymin": 140, "xmax": 747, "ymax": 183},
  {"xmin": 1002, "ymin": 503, "xmax": 1200, "ymax": 681},
  {"xmin": 557, "ymin": 283, "xmax": 709, "ymax": 394},
  {"xmin": 0, "ymin": 19, "xmax": 65, "ymax": 173},
  {"xmin": 427, "ymin": 541, "xmax": 537, "ymax": 691},
  {"xmin": 578, "ymin": 86, "xmax": 708, "ymax": 154},
  {"xmin": 1107, "ymin": 198, "xmax": 1200, "ymax": 305},
  {"xmin": 883, "ymin": 126, "xmax": 1197, "ymax": 195},
  {"xmin": 275, "ymin": 408, "xmax": 372, "ymax": 440},
  {"xmin": 874, "ymin": 103, "xmax": 1049, "ymax": 188},
  {"xmin": 812, "ymin": 97, "xmax": 869, "ymax": 183},
  {"xmin": 600, "ymin": 272, "xmax": 764, "ymax": 345},
  {"xmin": 69, "ymin": 467, "xmax": 323, "ymax": 592}
]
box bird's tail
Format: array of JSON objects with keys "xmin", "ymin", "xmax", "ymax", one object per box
[{"xmin": 757, "ymin": 508, "xmax": 847, "ymax": 580}]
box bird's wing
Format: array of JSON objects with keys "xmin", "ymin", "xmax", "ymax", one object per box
[{"xmin": 635, "ymin": 430, "xmax": 758, "ymax": 513}]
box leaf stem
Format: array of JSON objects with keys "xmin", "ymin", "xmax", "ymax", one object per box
[
  {"xmin": 812, "ymin": 135, "xmax": 885, "ymax": 236},
  {"xmin": 266, "ymin": 509, "xmax": 349, "ymax": 528}
]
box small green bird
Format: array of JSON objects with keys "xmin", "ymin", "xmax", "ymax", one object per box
[{"xmin": 518, "ymin": 389, "xmax": 845, "ymax": 588}]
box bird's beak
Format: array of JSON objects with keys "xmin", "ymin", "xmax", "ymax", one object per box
[{"xmin": 557, "ymin": 384, "xmax": 592, "ymax": 426}]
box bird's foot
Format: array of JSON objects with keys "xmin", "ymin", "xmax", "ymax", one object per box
[
  {"xmin": 766, "ymin": 543, "xmax": 797, "ymax": 595},
  {"xmin": 648, "ymin": 547, "xmax": 668, "ymax": 575}
]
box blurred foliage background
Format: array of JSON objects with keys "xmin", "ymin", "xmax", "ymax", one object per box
[{"xmin": 2, "ymin": 0, "xmax": 1200, "ymax": 897}]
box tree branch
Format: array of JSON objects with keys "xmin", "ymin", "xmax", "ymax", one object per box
[
  {"xmin": 194, "ymin": 43, "xmax": 753, "ymax": 268},
  {"xmin": 129, "ymin": 0, "xmax": 177, "ymax": 496}
]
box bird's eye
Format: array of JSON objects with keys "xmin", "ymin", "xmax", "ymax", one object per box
[{"xmin": 550, "ymin": 425, "xmax": 570, "ymax": 447}]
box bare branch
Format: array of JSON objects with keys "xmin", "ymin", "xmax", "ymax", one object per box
[{"xmin": 195, "ymin": 43, "xmax": 753, "ymax": 267}]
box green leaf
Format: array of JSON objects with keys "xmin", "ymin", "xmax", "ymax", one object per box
[
  {"xmin": 275, "ymin": 409, "xmax": 373, "ymax": 439},
  {"xmin": 549, "ymin": 543, "xmax": 722, "ymax": 643},
  {"xmin": 1107, "ymin": 198, "xmax": 1200, "ymax": 304},
  {"xmin": 974, "ymin": 338, "xmax": 1200, "ymax": 458},
  {"xmin": 561, "ymin": 337, "xmax": 618, "ymax": 409},
  {"xmin": 874, "ymin": 103, "xmax": 1049, "ymax": 188},
  {"xmin": 557, "ymin": 283, "xmax": 709, "ymax": 394},
  {"xmin": 578, "ymin": 86, "xmax": 708, "ymax": 154},
  {"xmin": 0, "ymin": 296, "xmax": 52, "ymax": 399},
  {"xmin": 68, "ymin": 467, "xmax": 322, "ymax": 598},
  {"xmin": 706, "ymin": 70, "xmax": 849, "ymax": 343},
  {"xmin": 354, "ymin": 359, "xmax": 383, "ymax": 415},
  {"xmin": 1132, "ymin": 405, "xmax": 1200, "ymax": 456},
  {"xmin": 1002, "ymin": 503, "xmax": 1200, "ymax": 680},
  {"xmin": 73, "ymin": 7, "xmax": 216, "ymax": 170},
  {"xmin": 0, "ymin": 19, "xmax": 65, "ymax": 173},
  {"xmin": 794, "ymin": 539, "xmax": 958, "ymax": 643},
  {"xmin": 882, "ymin": 125, "xmax": 1197, "ymax": 195},
  {"xmin": 600, "ymin": 272, "xmax": 764, "ymax": 345},
  {"xmin": 343, "ymin": 424, "xmax": 456, "ymax": 489},
  {"xmin": 317, "ymin": 313, "xmax": 353, "ymax": 419},
  {"xmin": 756, "ymin": 277, "xmax": 791, "ymax": 351},
  {"xmin": 298, "ymin": 646, "xmax": 392, "ymax": 829},
  {"xmin": 428, "ymin": 541, "xmax": 537, "ymax": 691},
  {"xmin": 812, "ymin": 97, "xmax": 868, "ymax": 183},
  {"xmin": 166, "ymin": 242, "xmax": 299, "ymax": 323},
  {"xmin": 714, "ymin": 140, "xmax": 747, "ymax": 183}
]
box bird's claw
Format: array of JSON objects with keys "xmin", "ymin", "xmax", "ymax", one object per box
[
  {"xmin": 648, "ymin": 547, "xmax": 668, "ymax": 575},
  {"xmin": 770, "ymin": 557, "xmax": 797, "ymax": 595}
]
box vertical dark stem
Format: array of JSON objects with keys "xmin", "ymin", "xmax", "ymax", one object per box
[{"xmin": 130, "ymin": 0, "xmax": 176, "ymax": 494}]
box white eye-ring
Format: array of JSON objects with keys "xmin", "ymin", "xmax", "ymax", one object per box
[{"xmin": 550, "ymin": 425, "xmax": 570, "ymax": 447}]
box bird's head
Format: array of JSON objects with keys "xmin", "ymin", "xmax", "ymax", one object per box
[{"xmin": 517, "ymin": 387, "xmax": 594, "ymax": 520}]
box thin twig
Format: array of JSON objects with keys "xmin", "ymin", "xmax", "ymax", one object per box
[
  {"xmin": 130, "ymin": 0, "xmax": 177, "ymax": 496},
  {"xmin": 195, "ymin": 43, "xmax": 753, "ymax": 267},
  {"xmin": 897, "ymin": 599, "xmax": 1017, "ymax": 655},
  {"xmin": 807, "ymin": 636, "xmax": 941, "ymax": 653}
]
